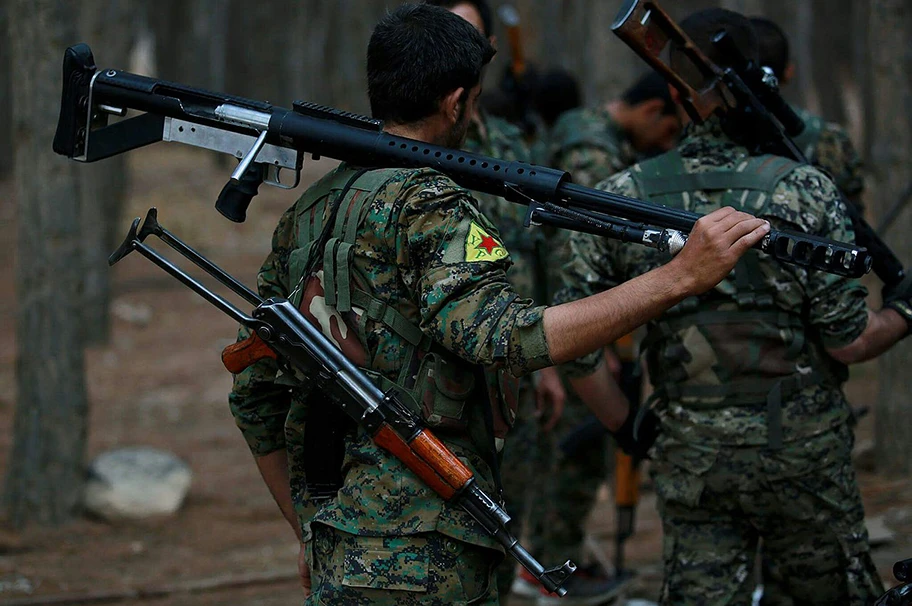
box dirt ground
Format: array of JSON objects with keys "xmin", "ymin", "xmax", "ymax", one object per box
[{"xmin": 0, "ymin": 146, "xmax": 910, "ymax": 605}]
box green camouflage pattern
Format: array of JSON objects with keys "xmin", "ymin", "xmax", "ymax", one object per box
[
  {"xmin": 653, "ymin": 423, "xmax": 882, "ymax": 605},
  {"xmin": 792, "ymin": 106, "xmax": 865, "ymax": 200},
  {"xmin": 464, "ymin": 111, "xmax": 549, "ymax": 302},
  {"xmin": 228, "ymin": 163, "xmax": 554, "ymax": 558},
  {"xmin": 546, "ymin": 107, "xmax": 637, "ymax": 188},
  {"xmin": 554, "ymin": 117, "xmax": 876, "ymax": 605},
  {"xmin": 555, "ymin": 117, "xmax": 869, "ymax": 446},
  {"xmin": 305, "ymin": 523, "xmax": 499, "ymax": 605}
]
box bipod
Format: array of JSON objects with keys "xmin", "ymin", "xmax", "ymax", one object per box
[{"xmin": 108, "ymin": 207, "xmax": 265, "ymax": 331}]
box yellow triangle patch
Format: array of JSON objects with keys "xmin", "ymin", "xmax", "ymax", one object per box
[{"xmin": 465, "ymin": 222, "xmax": 508, "ymax": 263}]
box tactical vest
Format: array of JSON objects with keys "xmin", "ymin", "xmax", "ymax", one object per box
[
  {"xmin": 630, "ymin": 150, "xmax": 843, "ymax": 448},
  {"xmin": 286, "ymin": 165, "xmax": 518, "ymax": 461}
]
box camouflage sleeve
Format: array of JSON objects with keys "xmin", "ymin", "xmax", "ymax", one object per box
[
  {"xmin": 228, "ymin": 206, "xmax": 297, "ymax": 456},
  {"xmin": 396, "ymin": 172, "xmax": 551, "ymax": 377},
  {"xmin": 814, "ymin": 122, "xmax": 865, "ymax": 200},
  {"xmin": 773, "ymin": 167, "xmax": 869, "ymax": 348},
  {"xmin": 549, "ymin": 170, "xmax": 638, "ymax": 377}
]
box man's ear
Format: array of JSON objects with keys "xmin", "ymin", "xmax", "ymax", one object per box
[
  {"xmin": 441, "ymin": 87, "xmax": 466, "ymax": 124},
  {"xmin": 668, "ymin": 83, "xmax": 681, "ymax": 105}
]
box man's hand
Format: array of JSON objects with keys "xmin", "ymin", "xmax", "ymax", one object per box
[
  {"xmin": 670, "ymin": 207, "xmax": 770, "ymax": 295},
  {"xmin": 533, "ymin": 366, "xmax": 566, "ymax": 432},
  {"xmin": 299, "ymin": 543, "xmax": 312, "ymax": 597}
]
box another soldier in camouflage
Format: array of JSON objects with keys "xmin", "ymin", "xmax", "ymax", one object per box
[
  {"xmin": 556, "ymin": 9, "xmax": 910, "ymax": 606},
  {"xmin": 511, "ymin": 72, "xmax": 684, "ymax": 604},
  {"xmin": 547, "ymin": 71, "xmax": 682, "ymax": 189},
  {"xmin": 751, "ymin": 16, "xmax": 865, "ymax": 205},
  {"xmin": 229, "ymin": 5, "xmax": 772, "ymax": 605}
]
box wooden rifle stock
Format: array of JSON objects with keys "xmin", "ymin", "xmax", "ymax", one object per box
[{"xmin": 222, "ymin": 332, "xmax": 276, "ymax": 374}]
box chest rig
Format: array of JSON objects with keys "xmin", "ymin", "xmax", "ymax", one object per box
[
  {"xmin": 630, "ymin": 150, "xmax": 840, "ymax": 448},
  {"xmin": 287, "ymin": 165, "xmax": 517, "ymax": 463}
]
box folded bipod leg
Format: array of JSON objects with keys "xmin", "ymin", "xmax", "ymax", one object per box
[
  {"xmin": 136, "ymin": 207, "xmax": 262, "ymax": 306},
  {"xmin": 107, "ymin": 208, "xmax": 260, "ymax": 327}
]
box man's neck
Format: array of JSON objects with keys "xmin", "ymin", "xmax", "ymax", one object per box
[{"xmin": 385, "ymin": 122, "xmax": 437, "ymax": 144}]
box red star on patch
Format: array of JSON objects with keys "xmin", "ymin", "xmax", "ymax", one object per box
[{"xmin": 479, "ymin": 235, "xmax": 500, "ymax": 254}]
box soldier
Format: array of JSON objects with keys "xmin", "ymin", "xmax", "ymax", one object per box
[
  {"xmin": 228, "ymin": 4, "xmax": 771, "ymax": 604},
  {"xmin": 555, "ymin": 8, "xmax": 912, "ymax": 606},
  {"xmin": 511, "ymin": 72, "xmax": 685, "ymax": 605},
  {"xmin": 750, "ymin": 16, "xmax": 865, "ymax": 206},
  {"xmin": 547, "ymin": 70, "xmax": 682, "ymax": 189}
]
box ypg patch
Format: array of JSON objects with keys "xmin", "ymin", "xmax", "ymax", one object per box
[{"xmin": 465, "ymin": 222, "xmax": 508, "ymax": 263}]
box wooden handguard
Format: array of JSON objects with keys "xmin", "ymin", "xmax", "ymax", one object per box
[
  {"xmin": 373, "ymin": 425, "xmax": 474, "ymax": 500},
  {"xmin": 221, "ymin": 332, "xmax": 277, "ymax": 374},
  {"xmin": 614, "ymin": 451, "xmax": 640, "ymax": 508}
]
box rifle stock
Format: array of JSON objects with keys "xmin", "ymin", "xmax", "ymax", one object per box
[
  {"xmin": 52, "ymin": 43, "xmax": 873, "ymax": 279},
  {"xmin": 611, "ymin": 0, "xmax": 905, "ymax": 289}
]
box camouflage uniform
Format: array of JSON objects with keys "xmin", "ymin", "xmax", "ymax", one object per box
[
  {"xmin": 792, "ymin": 106, "xmax": 865, "ymax": 201},
  {"xmin": 463, "ymin": 112, "xmax": 554, "ymax": 599},
  {"xmin": 555, "ymin": 117, "xmax": 883, "ymax": 606},
  {"xmin": 229, "ymin": 163, "xmax": 553, "ymax": 605},
  {"xmin": 525, "ymin": 107, "xmax": 639, "ymax": 569}
]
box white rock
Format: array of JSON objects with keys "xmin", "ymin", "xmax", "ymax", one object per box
[{"xmin": 84, "ymin": 447, "xmax": 192, "ymax": 521}]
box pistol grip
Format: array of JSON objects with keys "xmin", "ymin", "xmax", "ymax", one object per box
[{"xmin": 222, "ymin": 332, "xmax": 276, "ymax": 374}]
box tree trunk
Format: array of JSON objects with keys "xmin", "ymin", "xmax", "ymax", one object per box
[
  {"xmin": 870, "ymin": 0, "xmax": 912, "ymax": 474},
  {"xmin": 4, "ymin": 0, "xmax": 88, "ymax": 527},
  {"xmin": 0, "ymin": 3, "xmax": 12, "ymax": 180},
  {"xmin": 77, "ymin": 0, "xmax": 135, "ymax": 345}
]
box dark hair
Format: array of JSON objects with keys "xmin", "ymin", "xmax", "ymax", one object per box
[
  {"xmin": 424, "ymin": 0, "xmax": 493, "ymax": 37},
  {"xmin": 533, "ymin": 68, "xmax": 582, "ymax": 127},
  {"xmin": 621, "ymin": 71, "xmax": 676, "ymax": 116},
  {"xmin": 750, "ymin": 16, "xmax": 789, "ymax": 80},
  {"xmin": 367, "ymin": 4, "xmax": 495, "ymax": 124},
  {"xmin": 671, "ymin": 8, "xmax": 758, "ymax": 89}
]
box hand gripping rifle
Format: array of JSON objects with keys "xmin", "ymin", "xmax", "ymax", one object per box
[
  {"xmin": 611, "ymin": 0, "xmax": 904, "ymax": 290},
  {"xmin": 52, "ymin": 43, "xmax": 872, "ymax": 279},
  {"xmin": 107, "ymin": 207, "xmax": 577, "ymax": 596}
]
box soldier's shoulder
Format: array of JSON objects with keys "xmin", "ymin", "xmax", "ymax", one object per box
[
  {"xmin": 388, "ymin": 167, "xmax": 474, "ymax": 213},
  {"xmin": 552, "ymin": 108, "xmax": 617, "ymax": 149},
  {"xmin": 595, "ymin": 164, "xmax": 641, "ymax": 197},
  {"xmin": 485, "ymin": 114, "xmax": 524, "ymax": 139}
]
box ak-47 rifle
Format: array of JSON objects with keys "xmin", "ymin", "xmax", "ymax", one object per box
[
  {"xmin": 611, "ymin": 0, "xmax": 905, "ymax": 291},
  {"xmin": 52, "ymin": 43, "xmax": 872, "ymax": 279},
  {"xmin": 105, "ymin": 207, "xmax": 577, "ymax": 596}
]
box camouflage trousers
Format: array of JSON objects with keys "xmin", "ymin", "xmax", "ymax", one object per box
[
  {"xmin": 304, "ymin": 522, "xmax": 501, "ymax": 605},
  {"xmin": 652, "ymin": 422, "xmax": 883, "ymax": 606}
]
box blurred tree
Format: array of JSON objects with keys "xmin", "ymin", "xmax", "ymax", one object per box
[
  {"xmin": 869, "ymin": 0, "xmax": 912, "ymax": 474},
  {"xmin": 77, "ymin": 0, "xmax": 136, "ymax": 344},
  {"xmin": 4, "ymin": 0, "xmax": 88, "ymax": 526},
  {"xmin": 0, "ymin": 3, "xmax": 11, "ymax": 180}
]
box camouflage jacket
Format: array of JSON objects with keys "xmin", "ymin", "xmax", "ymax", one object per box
[
  {"xmin": 554, "ymin": 118, "xmax": 869, "ymax": 448},
  {"xmin": 463, "ymin": 111, "xmax": 550, "ymax": 303},
  {"xmin": 792, "ymin": 105, "xmax": 865, "ymax": 200},
  {"xmin": 546, "ymin": 107, "xmax": 638, "ymax": 188},
  {"xmin": 228, "ymin": 165, "xmax": 551, "ymax": 550}
]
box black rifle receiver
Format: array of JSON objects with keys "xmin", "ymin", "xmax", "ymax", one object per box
[{"xmin": 53, "ymin": 43, "xmax": 873, "ymax": 279}]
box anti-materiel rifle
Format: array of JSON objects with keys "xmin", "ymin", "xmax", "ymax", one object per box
[
  {"xmin": 52, "ymin": 43, "xmax": 872, "ymax": 279},
  {"xmin": 107, "ymin": 207, "xmax": 577, "ymax": 596},
  {"xmin": 611, "ymin": 0, "xmax": 904, "ymax": 291}
]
